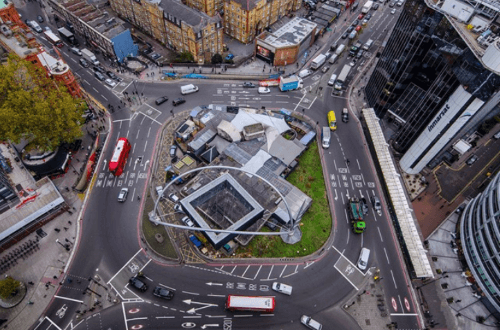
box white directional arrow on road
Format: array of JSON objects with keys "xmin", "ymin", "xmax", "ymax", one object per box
[
  {"xmin": 201, "ymin": 325, "xmax": 219, "ymax": 329},
  {"xmin": 143, "ymin": 160, "xmax": 150, "ymax": 169},
  {"xmin": 183, "ymin": 299, "xmax": 218, "ymax": 314},
  {"xmin": 334, "ymin": 189, "xmax": 338, "ymax": 201},
  {"xmin": 102, "ymin": 159, "xmax": 107, "ymax": 170},
  {"xmin": 206, "ymin": 282, "xmax": 223, "ymax": 286}
]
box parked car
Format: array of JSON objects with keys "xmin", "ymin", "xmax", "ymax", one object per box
[
  {"xmin": 225, "ymin": 53, "xmax": 234, "ymax": 60},
  {"xmin": 37, "ymin": 15, "xmax": 44, "ymax": 23},
  {"xmin": 93, "ymin": 66, "xmax": 105, "ymax": 74},
  {"xmin": 106, "ymin": 71, "xmax": 118, "ymax": 80},
  {"xmin": 362, "ymin": 18, "xmax": 369, "ymax": 25},
  {"xmin": 155, "ymin": 96, "xmax": 169, "ymax": 105},
  {"xmin": 365, "ymin": 13, "xmax": 372, "ymax": 19},
  {"xmin": 301, "ymin": 315, "xmax": 322, "ymax": 330},
  {"xmin": 351, "ymin": 20, "xmax": 359, "ymax": 26},
  {"xmin": 243, "ymin": 82, "xmax": 256, "ymax": 88},
  {"xmin": 391, "ymin": 8, "xmax": 396, "ymax": 13},
  {"xmin": 117, "ymin": 188, "xmax": 128, "ymax": 202},
  {"xmin": 168, "ymin": 193, "xmax": 179, "ymax": 203},
  {"xmin": 321, "ymin": 66, "xmax": 329, "ymax": 73},
  {"xmin": 156, "ymin": 186, "xmax": 164, "ymax": 199},
  {"xmin": 272, "ymin": 282, "xmax": 293, "ymax": 295},
  {"xmin": 356, "ymin": 49, "xmax": 364, "ymax": 59},
  {"xmin": 181, "ymin": 216, "xmax": 195, "ymax": 227},
  {"xmin": 129, "ymin": 276, "xmax": 147, "ymax": 292},
  {"xmin": 153, "ymin": 286, "xmax": 174, "ymax": 300},
  {"xmin": 346, "ymin": 26, "xmax": 354, "ymax": 33},
  {"xmin": 373, "ymin": 3, "xmax": 379, "ymax": 9},
  {"xmin": 258, "ymin": 87, "xmax": 270, "ymax": 94},
  {"xmin": 105, "ymin": 79, "xmax": 116, "ymax": 87},
  {"xmin": 94, "ymin": 72, "xmax": 105, "ymax": 81},
  {"xmin": 355, "ymin": 25, "xmax": 362, "ymax": 32},
  {"xmin": 342, "ymin": 32, "xmax": 348, "ymax": 39},
  {"xmin": 79, "ymin": 58, "xmax": 89, "ymax": 68},
  {"xmin": 169, "ymin": 145, "xmax": 177, "ymax": 161},
  {"xmin": 358, "ymin": 14, "xmax": 364, "ymax": 20},
  {"xmin": 172, "ymin": 98, "xmax": 186, "ymax": 106},
  {"xmin": 389, "ymin": 2, "xmax": 395, "ymax": 6},
  {"xmin": 150, "ymin": 53, "xmax": 161, "ymax": 60},
  {"xmin": 466, "ymin": 154, "xmax": 478, "ymax": 165}
]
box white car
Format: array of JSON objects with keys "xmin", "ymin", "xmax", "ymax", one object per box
[
  {"xmin": 272, "ymin": 282, "xmax": 293, "ymax": 295},
  {"xmin": 117, "ymin": 188, "xmax": 128, "ymax": 202},
  {"xmin": 181, "ymin": 216, "xmax": 194, "ymax": 227},
  {"xmin": 301, "ymin": 315, "xmax": 322, "ymax": 330},
  {"xmin": 105, "ymin": 79, "xmax": 116, "ymax": 87},
  {"xmin": 298, "ymin": 69, "xmax": 312, "ymax": 78},
  {"xmin": 258, "ymin": 87, "xmax": 270, "ymax": 94},
  {"xmin": 391, "ymin": 8, "xmax": 396, "ymax": 14},
  {"xmin": 156, "ymin": 186, "xmax": 164, "ymax": 198},
  {"xmin": 174, "ymin": 203, "xmax": 184, "ymax": 213},
  {"xmin": 168, "ymin": 193, "xmax": 179, "ymax": 203}
]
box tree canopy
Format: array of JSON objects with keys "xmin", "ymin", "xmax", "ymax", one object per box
[
  {"xmin": 0, "ymin": 55, "xmax": 85, "ymax": 151},
  {"xmin": 0, "ymin": 276, "xmax": 20, "ymax": 299},
  {"xmin": 211, "ymin": 53, "xmax": 223, "ymax": 64}
]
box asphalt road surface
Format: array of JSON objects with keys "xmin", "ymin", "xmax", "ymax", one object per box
[{"xmin": 22, "ymin": 1, "xmax": 422, "ymax": 329}]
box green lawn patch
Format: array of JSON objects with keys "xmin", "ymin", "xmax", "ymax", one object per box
[
  {"xmin": 141, "ymin": 195, "xmax": 178, "ymax": 259},
  {"xmin": 237, "ymin": 142, "xmax": 331, "ymax": 258}
]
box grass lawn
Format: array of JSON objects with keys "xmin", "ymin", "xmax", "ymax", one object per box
[
  {"xmin": 236, "ymin": 142, "xmax": 331, "ymax": 258},
  {"xmin": 141, "ymin": 195, "xmax": 178, "ymax": 259}
]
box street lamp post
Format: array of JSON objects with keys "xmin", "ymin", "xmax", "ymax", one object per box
[{"xmin": 56, "ymin": 239, "xmax": 70, "ymax": 251}]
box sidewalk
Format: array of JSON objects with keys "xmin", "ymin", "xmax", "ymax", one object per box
[{"xmin": 0, "ymin": 91, "xmax": 113, "ymax": 330}]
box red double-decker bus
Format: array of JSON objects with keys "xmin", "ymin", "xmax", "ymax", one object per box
[{"xmin": 109, "ymin": 138, "xmax": 131, "ymax": 176}]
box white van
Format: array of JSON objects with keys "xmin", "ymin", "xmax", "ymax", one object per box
[
  {"xmin": 180, "ymin": 84, "xmax": 199, "ymax": 95},
  {"xmin": 363, "ymin": 39, "xmax": 374, "ymax": 50},
  {"xmin": 298, "ymin": 69, "xmax": 312, "ymax": 78},
  {"xmin": 357, "ymin": 247, "xmax": 370, "ymax": 271},
  {"xmin": 329, "ymin": 54, "xmax": 338, "ymax": 64},
  {"xmin": 327, "ymin": 73, "xmax": 337, "ymax": 86},
  {"xmin": 335, "ymin": 44, "xmax": 346, "ymax": 56},
  {"xmin": 322, "ymin": 127, "xmax": 331, "ymax": 149}
]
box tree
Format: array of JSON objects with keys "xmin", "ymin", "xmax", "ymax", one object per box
[
  {"xmin": 0, "ymin": 277, "xmax": 20, "ymax": 299},
  {"xmin": 211, "ymin": 53, "xmax": 223, "ymax": 64},
  {"xmin": 176, "ymin": 51, "xmax": 194, "ymax": 63},
  {"xmin": 0, "ymin": 55, "xmax": 85, "ymax": 151}
]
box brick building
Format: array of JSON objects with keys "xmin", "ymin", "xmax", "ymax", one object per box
[
  {"xmin": 255, "ymin": 17, "xmax": 316, "ymax": 66},
  {"xmin": 0, "ymin": 1, "xmax": 82, "ymax": 98},
  {"xmin": 224, "ymin": 0, "xmax": 301, "ymax": 44},
  {"xmin": 183, "ymin": 0, "xmax": 223, "ymax": 17},
  {"xmin": 110, "ymin": 0, "xmax": 223, "ymax": 63}
]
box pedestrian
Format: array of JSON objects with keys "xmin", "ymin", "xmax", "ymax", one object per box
[
  {"xmin": 346, "ymin": 159, "xmax": 350, "ymax": 166},
  {"xmin": 137, "ymin": 195, "xmax": 141, "ymax": 200},
  {"xmin": 28, "ymin": 281, "xmax": 34, "ymax": 285}
]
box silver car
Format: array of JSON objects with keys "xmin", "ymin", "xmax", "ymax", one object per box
[{"xmin": 117, "ymin": 188, "xmax": 128, "ymax": 202}]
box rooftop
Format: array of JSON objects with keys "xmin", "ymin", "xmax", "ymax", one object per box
[
  {"xmin": 228, "ymin": 0, "xmax": 260, "ymax": 11},
  {"xmin": 258, "ymin": 17, "xmax": 317, "ymax": 49},
  {"xmin": 37, "ymin": 51, "xmax": 69, "ymax": 75},
  {"xmin": 160, "ymin": 0, "xmax": 221, "ymax": 32},
  {"xmin": 0, "ymin": 27, "xmax": 39, "ymax": 59}
]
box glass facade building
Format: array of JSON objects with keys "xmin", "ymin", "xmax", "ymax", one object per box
[
  {"xmin": 461, "ymin": 172, "xmax": 500, "ymax": 317},
  {"xmin": 365, "ymin": 0, "xmax": 500, "ymax": 156}
]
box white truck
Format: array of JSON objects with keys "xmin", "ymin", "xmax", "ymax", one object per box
[
  {"xmin": 81, "ymin": 48, "xmax": 99, "ymax": 66},
  {"xmin": 362, "ymin": 0, "xmax": 373, "ymax": 13},
  {"xmin": 335, "ymin": 64, "xmax": 352, "ymax": 90},
  {"xmin": 311, "ymin": 54, "xmax": 327, "ymax": 70}
]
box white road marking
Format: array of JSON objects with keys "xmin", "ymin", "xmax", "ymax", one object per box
[
  {"xmin": 384, "ymin": 248, "xmax": 390, "ymax": 264},
  {"xmin": 390, "ymin": 270, "xmax": 397, "ymax": 289}
]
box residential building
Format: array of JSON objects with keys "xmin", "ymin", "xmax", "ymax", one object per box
[
  {"xmin": 110, "ymin": 0, "xmax": 223, "ymax": 62},
  {"xmin": 47, "ymin": 0, "xmax": 138, "ymax": 62},
  {"xmin": 224, "ymin": 0, "xmax": 301, "ymax": 44},
  {"xmin": 364, "ymin": 0, "xmax": 500, "ymax": 174},
  {"xmin": 183, "ymin": 0, "xmax": 222, "ymax": 17},
  {"xmin": 460, "ymin": 172, "xmax": 500, "ymax": 320},
  {"xmin": 255, "ymin": 17, "xmax": 316, "ymax": 66}
]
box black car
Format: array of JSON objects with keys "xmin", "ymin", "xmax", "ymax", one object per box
[
  {"xmin": 242, "ymin": 82, "xmax": 256, "ymax": 88},
  {"xmin": 373, "ymin": 3, "xmax": 379, "ymax": 9},
  {"xmin": 155, "ymin": 96, "xmax": 168, "ymax": 105},
  {"xmin": 129, "ymin": 276, "xmax": 148, "ymax": 292},
  {"xmin": 346, "ymin": 26, "xmax": 354, "ymax": 33},
  {"xmin": 342, "ymin": 32, "xmax": 348, "ymax": 39},
  {"xmin": 106, "ymin": 71, "xmax": 118, "ymax": 80},
  {"xmin": 172, "ymin": 98, "xmax": 186, "ymax": 106},
  {"xmin": 365, "ymin": 13, "xmax": 372, "ymax": 19},
  {"xmin": 351, "ymin": 20, "xmax": 359, "ymax": 27},
  {"xmin": 93, "ymin": 66, "xmax": 105, "ymax": 74},
  {"xmin": 342, "ymin": 108, "xmax": 349, "ymax": 123},
  {"xmin": 153, "ymin": 286, "xmax": 174, "ymax": 300},
  {"xmin": 94, "ymin": 72, "xmax": 105, "ymax": 81},
  {"xmin": 79, "ymin": 58, "xmax": 89, "ymax": 68},
  {"xmin": 37, "ymin": 15, "xmax": 44, "ymax": 23}
]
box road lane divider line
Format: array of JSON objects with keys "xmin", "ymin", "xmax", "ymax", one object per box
[{"xmin": 182, "ymin": 291, "xmax": 200, "ymax": 295}]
